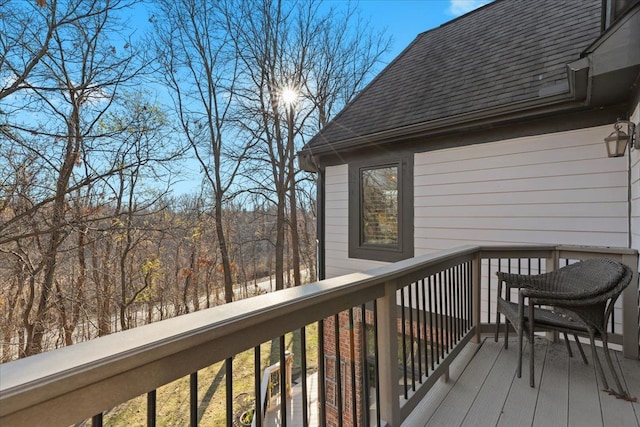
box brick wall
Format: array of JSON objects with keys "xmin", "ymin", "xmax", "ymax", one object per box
[{"xmin": 323, "ymin": 306, "xmax": 440, "ymax": 426}]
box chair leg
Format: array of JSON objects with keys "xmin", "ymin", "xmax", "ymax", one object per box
[
  {"xmin": 601, "ymin": 334, "xmax": 627, "ymax": 396},
  {"xmin": 573, "ymin": 334, "xmax": 588, "ymax": 365},
  {"xmin": 529, "ymin": 305, "xmax": 535, "ymax": 388},
  {"xmin": 504, "ymin": 316, "xmax": 509, "ymax": 349},
  {"xmin": 588, "ymin": 330, "xmax": 609, "ymax": 391},
  {"xmin": 563, "ymin": 332, "xmax": 574, "ymax": 358},
  {"xmin": 517, "ymin": 319, "xmax": 523, "ymax": 379},
  {"xmin": 529, "ymin": 326, "xmax": 535, "ymax": 387},
  {"xmin": 495, "ymin": 312, "xmax": 500, "ymax": 343},
  {"xmin": 516, "ymin": 333, "xmax": 522, "ymax": 378}
]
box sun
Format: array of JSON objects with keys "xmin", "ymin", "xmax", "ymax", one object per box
[{"xmin": 281, "ymin": 87, "xmax": 298, "ymax": 107}]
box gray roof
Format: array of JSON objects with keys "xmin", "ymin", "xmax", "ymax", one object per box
[{"xmin": 306, "ymin": 0, "xmax": 602, "ymax": 152}]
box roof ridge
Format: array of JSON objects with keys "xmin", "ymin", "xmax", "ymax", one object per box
[
  {"xmin": 436, "ymin": 0, "xmax": 504, "ymax": 30},
  {"xmin": 411, "ymin": 0, "xmax": 503, "ymax": 40}
]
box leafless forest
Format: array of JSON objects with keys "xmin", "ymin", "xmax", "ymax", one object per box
[{"xmin": 0, "ymin": 0, "xmax": 390, "ymax": 360}]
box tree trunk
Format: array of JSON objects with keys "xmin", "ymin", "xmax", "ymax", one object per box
[
  {"xmin": 215, "ymin": 200, "xmax": 235, "ymax": 303},
  {"xmin": 26, "ymin": 104, "xmax": 80, "ymax": 356},
  {"xmin": 275, "ymin": 187, "xmax": 286, "ymax": 290},
  {"xmin": 287, "ymin": 107, "xmax": 301, "ymax": 287}
]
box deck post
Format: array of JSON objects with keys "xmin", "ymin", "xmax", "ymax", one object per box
[
  {"xmin": 546, "ymin": 251, "xmax": 559, "ymax": 273},
  {"xmin": 472, "ymin": 252, "xmax": 481, "ymax": 344},
  {"xmin": 545, "ymin": 251, "xmax": 560, "ymax": 342},
  {"xmin": 441, "ymin": 367, "xmax": 450, "ymax": 383},
  {"xmin": 377, "ymin": 280, "xmax": 401, "ymax": 426},
  {"xmin": 621, "ymin": 252, "xmax": 639, "ymax": 359}
]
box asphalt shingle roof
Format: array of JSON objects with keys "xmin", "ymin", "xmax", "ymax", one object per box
[{"xmin": 307, "ymin": 0, "xmax": 602, "ymax": 150}]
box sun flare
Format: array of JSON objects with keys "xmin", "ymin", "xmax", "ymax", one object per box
[{"xmin": 281, "ymin": 87, "xmax": 298, "ymax": 106}]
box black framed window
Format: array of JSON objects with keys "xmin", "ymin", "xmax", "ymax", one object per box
[{"xmin": 349, "ymin": 156, "xmax": 413, "ymax": 262}]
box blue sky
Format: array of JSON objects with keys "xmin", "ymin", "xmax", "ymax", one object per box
[{"xmin": 355, "ymin": 0, "xmax": 492, "ymax": 64}]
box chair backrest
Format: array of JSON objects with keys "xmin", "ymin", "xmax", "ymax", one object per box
[
  {"xmin": 599, "ymin": 262, "xmax": 633, "ymax": 319},
  {"xmin": 545, "ymin": 258, "xmax": 627, "ymax": 298},
  {"xmin": 553, "ymin": 261, "xmax": 633, "ymax": 335},
  {"xmin": 522, "ymin": 259, "xmax": 633, "ymax": 334}
]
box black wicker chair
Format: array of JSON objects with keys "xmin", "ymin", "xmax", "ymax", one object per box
[{"xmin": 495, "ymin": 258, "xmax": 633, "ymax": 399}]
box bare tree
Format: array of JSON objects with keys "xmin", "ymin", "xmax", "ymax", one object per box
[
  {"xmin": 152, "ymin": 0, "xmax": 250, "ymax": 303},
  {"xmin": 0, "ymin": 0, "xmax": 179, "ymax": 355},
  {"xmin": 225, "ymin": 0, "xmax": 389, "ymax": 289},
  {"xmin": 0, "ymin": 0, "xmax": 389, "ymax": 359},
  {"xmin": 101, "ymin": 92, "xmax": 174, "ymax": 330},
  {"xmin": 0, "ymin": 0, "xmax": 58, "ymax": 102},
  {"xmin": 224, "ymin": 0, "xmax": 301, "ymax": 290},
  {"xmin": 303, "ymin": 2, "xmax": 390, "ymax": 130}
]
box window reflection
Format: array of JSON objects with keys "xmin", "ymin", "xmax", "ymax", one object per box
[{"xmin": 361, "ymin": 166, "xmax": 398, "ymax": 245}]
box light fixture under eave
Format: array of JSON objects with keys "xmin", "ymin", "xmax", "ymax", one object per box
[{"xmin": 604, "ymin": 120, "xmax": 638, "ymax": 157}]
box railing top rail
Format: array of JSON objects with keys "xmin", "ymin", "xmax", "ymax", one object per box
[
  {"xmin": 0, "ymin": 245, "xmax": 478, "ymax": 420},
  {"xmin": 478, "ymin": 244, "xmax": 637, "ymax": 257},
  {"xmin": 554, "ymin": 244, "xmax": 638, "ymax": 256}
]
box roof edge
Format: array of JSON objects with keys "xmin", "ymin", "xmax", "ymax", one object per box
[
  {"xmin": 435, "ymin": 0, "xmax": 502, "ymax": 30},
  {"xmin": 299, "ymin": 92, "xmax": 587, "ymax": 158},
  {"xmin": 310, "ymin": 30, "xmax": 428, "ymax": 143}
]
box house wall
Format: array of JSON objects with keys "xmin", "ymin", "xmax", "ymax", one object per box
[
  {"xmin": 324, "ymin": 124, "xmax": 629, "ymax": 278},
  {"xmin": 322, "ymin": 121, "xmax": 637, "ymax": 427},
  {"xmin": 325, "ymin": 164, "xmax": 386, "ymax": 278},
  {"xmin": 630, "ymin": 99, "xmax": 640, "ymax": 254},
  {"xmin": 629, "ymin": 99, "xmax": 640, "ymax": 349},
  {"xmin": 414, "ymin": 124, "xmax": 628, "ymax": 254}
]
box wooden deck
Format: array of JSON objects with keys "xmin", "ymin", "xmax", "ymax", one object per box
[
  {"xmin": 263, "ymin": 337, "xmax": 639, "ymax": 427},
  {"xmin": 405, "ymin": 337, "xmax": 640, "ymax": 427},
  {"xmin": 264, "ymin": 371, "xmax": 319, "ymax": 427}
]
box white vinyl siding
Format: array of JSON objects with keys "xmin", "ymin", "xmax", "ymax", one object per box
[
  {"xmin": 324, "ymin": 165, "xmax": 387, "ymax": 278},
  {"xmin": 628, "ymin": 100, "xmax": 640, "ymax": 352},
  {"xmin": 630, "ymin": 100, "xmax": 640, "ymax": 253},
  {"xmin": 414, "ymin": 125, "xmax": 628, "ymax": 255},
  {"xmin": 323, "ymin": 124, "xmax": 630, "ymax": 277}
]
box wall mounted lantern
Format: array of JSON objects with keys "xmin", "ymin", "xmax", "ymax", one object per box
[
  {"xmin": 604, "ymin": 119, "xmax": 638, "ymax": 157},
  {"xmin": 604, "ymin": 118, "xmax": 639, "ymax": 248}
]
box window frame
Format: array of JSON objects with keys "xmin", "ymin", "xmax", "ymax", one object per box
[{"xmin": 348, "ymin": 156, "xmax": 413, "ymax": 262}]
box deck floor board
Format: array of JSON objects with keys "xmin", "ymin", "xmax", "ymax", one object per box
[
  {"xmin": 409, "ymin": 337, "xmax": 639, "ymax": 427},
  {"xmin": 533, "ymin": 341, "xmax": 569, "ymax": 427},
  {"xmin": 462, "ymin": 340, "xmax": 519, "ymax": 427},
  {"xmin": 266, "ymin": 337, "xmax": 639, "ymax": 426},
  {"xmin": 495, "ymin": 338, "xmax": 546, "ymax": 427},
  {"xmin": 616, "ymin": 352, "xmax": 640, "ymax": 425},
  {"xmin": 401, "ymin": 341, "xmax": 482, "ymax": 426},
  {"xmin": 594, "ymin": 347, "xmax": 639, "ymax": 427},
  {"xmin": 423, "ymin": 338, "xmax": 502, "ymax": 427},
  {"xmin": 567, "ymin": 341, "xmax": 602, "ymax": 427}
]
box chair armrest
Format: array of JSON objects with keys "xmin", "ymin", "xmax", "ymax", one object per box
[
  {"xmin": 520, "ymin": 287, "xmax": 602, "ymax": 302},
  {"xmin": 496, "ymin": 272, "xmax": 535, "ymax": 289},
  {"xmin": 529, "ymin": 291, "xmax": 615, "ymax": 308}
]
